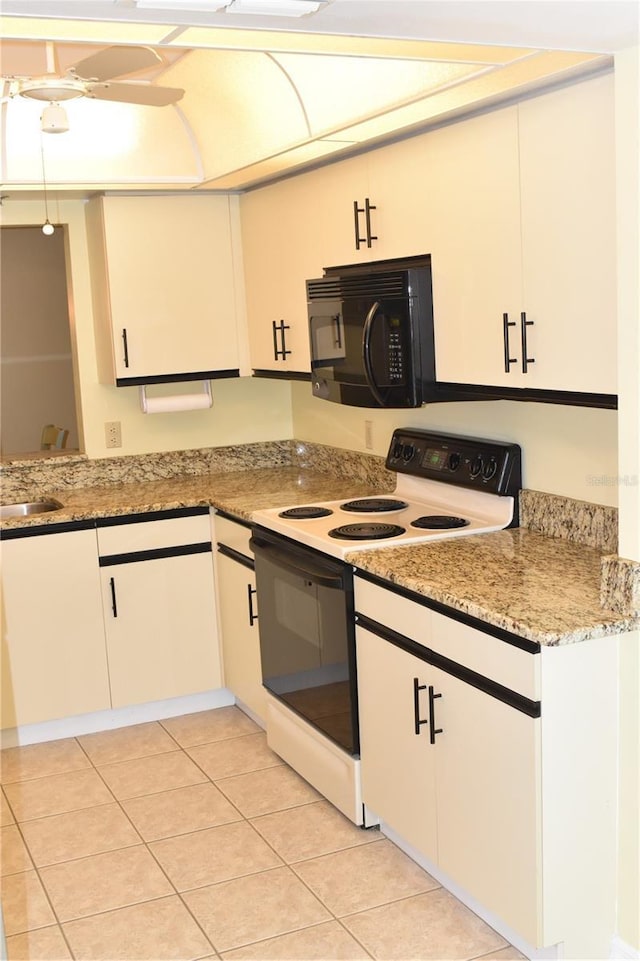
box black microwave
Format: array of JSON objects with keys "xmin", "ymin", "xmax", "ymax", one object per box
[{"xmin": 306, "ymin": 254, "xmax": 436, "ymax": 408}]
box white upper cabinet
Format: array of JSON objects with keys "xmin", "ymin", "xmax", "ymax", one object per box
[
  {"xmin": 429, "ymin": 106, "xmax": 524, "ymax": 387},
  {"xmin": 517, "ymin": 73, "xmax": 617, "ymax": 395},
  {"xmin": 86, "ymin": 194, "xmax": 243, "ymax": 384},
  {"xmin": 241, "ymin": 176, "xmax": 320, "ymax": 375},
  {"xmin": 432, "ymin": 73, "xmax": 616, "ymax": 398}
]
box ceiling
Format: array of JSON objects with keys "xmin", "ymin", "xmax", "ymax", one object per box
[{"xmin": 0, "ymin": 1, "xmax": 637, "ymax": 195}]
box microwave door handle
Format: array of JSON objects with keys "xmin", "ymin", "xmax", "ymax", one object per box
[
  {"xmin": 249, "ymin": 538, "xmax": 345, "ymax": 590},
  {"xmin": 362, "ymin": 301, "xmax": 386, "ymax": 407}
]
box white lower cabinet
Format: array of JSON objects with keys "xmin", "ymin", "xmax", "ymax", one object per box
[
  {"xmin": 214, "ymin": 514, "xmax": 264, "ymax": 721},
  {"xmin": 98, "ymin": 511, "xmax": 221, "ymax": 708},
  {"xmin": 1, "ymin": 526, "xmax": 111, "ymax": 729},
  {"xmin": 354, "ymin": 575, "xmax": 618, "ymax": 959}
]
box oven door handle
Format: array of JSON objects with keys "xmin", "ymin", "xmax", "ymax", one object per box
[{"xmin": 249, "ymin": 538, "xmax": 345, "ymax": 589}]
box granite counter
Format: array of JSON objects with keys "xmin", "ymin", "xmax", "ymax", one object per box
[{"xmin": 347, "ymin": 528, "xmax": 638, "ymax": 646}]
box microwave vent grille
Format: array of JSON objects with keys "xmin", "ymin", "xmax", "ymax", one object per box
[{"xmin": 307, "ymin": 271, "xmax": 408, "ymax": 301}]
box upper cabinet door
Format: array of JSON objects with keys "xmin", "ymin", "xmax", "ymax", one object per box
[
  {"xmin": 87, "ymin": 194, "xmax": 242, "ymax": 384},
  {"xmin": 241, "ymin": 174, "xmax": 323, "ymax": 375},
  {"xmin": 429, "ymin": 106, "xmax": 524, "ymax": 387},
  {"xmin": 517, "ymin": 73, "xmax": 617, "ymax": 395}
]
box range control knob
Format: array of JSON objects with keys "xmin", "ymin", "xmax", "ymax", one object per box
[
  {"xmin": 402, "ymin": 443, "xmax": 416, "ymax": 462},
  {"xmin": 447, "ymin": 452, "xmax": 461, "ymax": 471},
  {"xmin": 469, "ymin": 454, "xmax": 484, "ymax": 478},
  {"xmin": 392, "ymin": 442, "xmax": 404, "ymax": 460},
  {"xmin": 483, "ymin": 457, "xmax": 498, "ymax": 481}
]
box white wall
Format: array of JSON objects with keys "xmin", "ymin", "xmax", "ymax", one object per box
[{"xmin": 0, "ymin": 200, "xmax": 293, "ymax": 458}]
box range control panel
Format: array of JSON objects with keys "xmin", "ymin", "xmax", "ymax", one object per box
[{"xmin": 385, "ymin": 429, "xmax": 522, "ymax": 497}]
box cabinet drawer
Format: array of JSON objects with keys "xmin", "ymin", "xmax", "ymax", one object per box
[
  {"xmin": 97, "ymin": 513, "xmax": 211, "ymax": 556},
  {"xmin": 215, "ymin": 514, "xmax": 253, "ymax": 557},
  {"xmin": 355, "ymin": 577, "xmax": 433, "ymax": 647},
  {"xmin": 355, "ymin": 576, "xmax": 539, "ymax": 700}
]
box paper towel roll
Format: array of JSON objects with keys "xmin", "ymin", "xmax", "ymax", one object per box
[{"xmin": 139, "ymin": 381, "xmax": 212, "ymax": 414}]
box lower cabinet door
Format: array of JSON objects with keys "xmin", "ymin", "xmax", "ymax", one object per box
[
  {"xmin": 216, "ymin": 551, "xmax": 264, "ymax": 721},
  {"xmin": 356, "ymin": 626, "xmax": 438, "ymax": 862},
  {"xmin": 432, "ymin": 665, "xmax": 542, "ymax": 945},
  {"xmin": 1, "ymin": 529, "xmax": 111, "ymax": 728},
  {"xmin": 101, "ymin": 551, "xmax": 221, "ymax": 708}
]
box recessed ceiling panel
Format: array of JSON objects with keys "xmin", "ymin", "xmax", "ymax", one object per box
[
  {"xmin": 274, "ymin": 52, "xmax": 486, "ymax": 137},
  {"xmin": 163, "ymin": 48, "xmax": 310, "ymax": 180}
]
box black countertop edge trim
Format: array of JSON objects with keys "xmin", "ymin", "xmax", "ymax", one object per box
[
  {"xmin": 354, "ymin": 568, "xmax": 540, "ymax": 654},
  {"xmin": 1, "ymin": 518, "xmax": 96, "ymax": 539},
  {"xmin": 215, "ymin": 508, "xmax": 252, "ymax": 528},
  {"xmin": 115, "ymin": 370, "xmax": 239, "ymax": 387},
  {"xmin": 252, "ymin": 369, "xmax": 312, "ymax": 382},
  {"xmin": 356, "ymin": 613, "xmax": 541, "ymax": 719},
  {"xmin": 217, "ymin": 542, "xmax": 254, "ymax": 570},
  {"xmin": 96, "ymin": 506, "xmax": 210, "ymax": 527},
  {"xmin": 433, "ymin": 382, "xmax": 617, "ymax": 410},
  {"xmin": 99, "ymin": 542, "xmax": 212, "ymax": 567}
]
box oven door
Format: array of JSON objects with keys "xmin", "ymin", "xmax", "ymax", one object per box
[{"xmin": 249, "ymin": 527, "xmax": 359, "ymax": 756}]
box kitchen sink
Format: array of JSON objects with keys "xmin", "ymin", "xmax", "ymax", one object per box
[{"xmin": 0, "ymin": 500, "xmax": 63, "ymax": 520}]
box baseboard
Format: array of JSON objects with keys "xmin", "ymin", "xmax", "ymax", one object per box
[
  {"xmin": 611, "ymin": 936, "xmax": 640, "ymax": 960},
  {"xmin": 380, "ymin": 822, "xmax": 561, "ymax": 961},
  {"xmin": 0, "ymin": 688, "xmax": 235, "ymax": 748}
]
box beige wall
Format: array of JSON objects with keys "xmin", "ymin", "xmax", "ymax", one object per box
[
  {"xmin": 0, "ymin": 226, "xmax": 79, "ymax": 454},
  {"xmin": 291, "ymin": 384, "xmax": 619, "ymax": 506},
  {"xmin": 0, "ymin": 200, "xmax": 293, "ymax": 458}
]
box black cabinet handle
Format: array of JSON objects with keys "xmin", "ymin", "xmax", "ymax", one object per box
[
  {"xmin": 521, "ymin": 311, "xmax": 535, "ymax": 373},
  {"xmin": 122, "ymin": 328, "xmax": 129, "ymax": 369},
  {"xmin": 272, "ymin": 320, "xmax": 291, "ymax": 361},
  {"xmin": 109, "ymin": 576, "xmax": 118, "ymax": 618},
  {"xmin": 364, "ymin": 198, "xmax": 377, "ymax": 248},
  {"xmin": 413, "ymin": 677, "xmax": 428, "ymax": 735},
  {"xmin": 247, "ymin": 584, "xmax": 258, "ymax": 626},
  {"xmin": 353, "ymin": 200, "xmax": 365, "ymax": 249},
  {"xmin": 428, "ymin": 685, "xmax": 443, "ymax": 744},
  {"xmin": 502, "ymin": 313, "xmax": 517, "ymax": 373}
]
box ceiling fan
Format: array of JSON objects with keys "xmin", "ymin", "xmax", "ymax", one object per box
[{"xmin": 2, "ymin": 43, "xmax": 185, "ymax": 131}]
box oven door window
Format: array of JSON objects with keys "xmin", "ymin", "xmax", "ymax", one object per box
[{"xmin": 253, "ymin": 535, "xmax": 357, "ymax": 755}]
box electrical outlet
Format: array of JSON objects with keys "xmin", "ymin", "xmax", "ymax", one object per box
[
  {"xmin": 105, "ymin": 421, "xmax": 122, "ymax": 449},
  {"xmin": 364, "ymin": 420, "xmax": 373, "ymax": 450}
]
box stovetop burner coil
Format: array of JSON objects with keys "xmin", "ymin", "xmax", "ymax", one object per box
[
  {"xmin": 328, "ymin": 523, "xmax": 406, "ymax": 540},
  {"xmin": 410, "ymin": 515, "xmax": 470, "ymax": 530},
  {"xmin": 340, "ymin": 498, "xmax": 409, "ymax": 513},
  {"xmin": 278, "ymin": 506, "xmax": 334, "ymax": 519}
]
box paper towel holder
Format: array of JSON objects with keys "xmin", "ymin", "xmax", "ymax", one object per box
[{"xmin": 139, "ymin": 380, "xmax": 213, "ymax": 413}]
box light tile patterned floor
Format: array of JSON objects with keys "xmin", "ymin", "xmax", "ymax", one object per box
[{"xmin": 0, "ymin": 706, "xmax": 526, "ymax": 960}]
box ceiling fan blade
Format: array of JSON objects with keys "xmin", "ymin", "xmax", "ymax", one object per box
[
  {"xmin": 71, "ymin": 45, "xmax": 162, "ymax": 82},
  {"xmin": 89, "ymin": 82, "xmax": 185, "ymax": 107}
]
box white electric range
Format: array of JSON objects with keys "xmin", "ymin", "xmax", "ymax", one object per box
[
  {"xmin": 250, "ymin": 428, "xmax": 522, "ymax": 827},
  {"xmin": 252, "ymin": 428, "xmax": 522, "ymax": 559}
]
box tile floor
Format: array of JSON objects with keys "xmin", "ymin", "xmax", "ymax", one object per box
[{"xmin": 0, "ymin": 706, "xmax": 526, "ymax": 960}]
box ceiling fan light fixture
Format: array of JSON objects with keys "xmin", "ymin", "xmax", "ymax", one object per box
[
  {"xmin": 20, "ymin": 80, "xmax": 85, "ymax": 102},
  {"xmin": 224, "ymin": 0, "xmax": 326, "ymax": 16},
  {"xmin": 41, "ymin": 102, "xmax": 69, "ymax": 134}
]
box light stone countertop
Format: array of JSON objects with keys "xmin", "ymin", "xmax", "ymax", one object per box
[
  {"xmin": 1, "ymin": 467, "xmax": 636, "ymax": 647},
  {"xmin": 347, "ymin": 528, "xmax": 639, "ymax": 646},
  {"xmin": 0, "ymin": 467, "xmax": 384, "ymax": 529}
]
